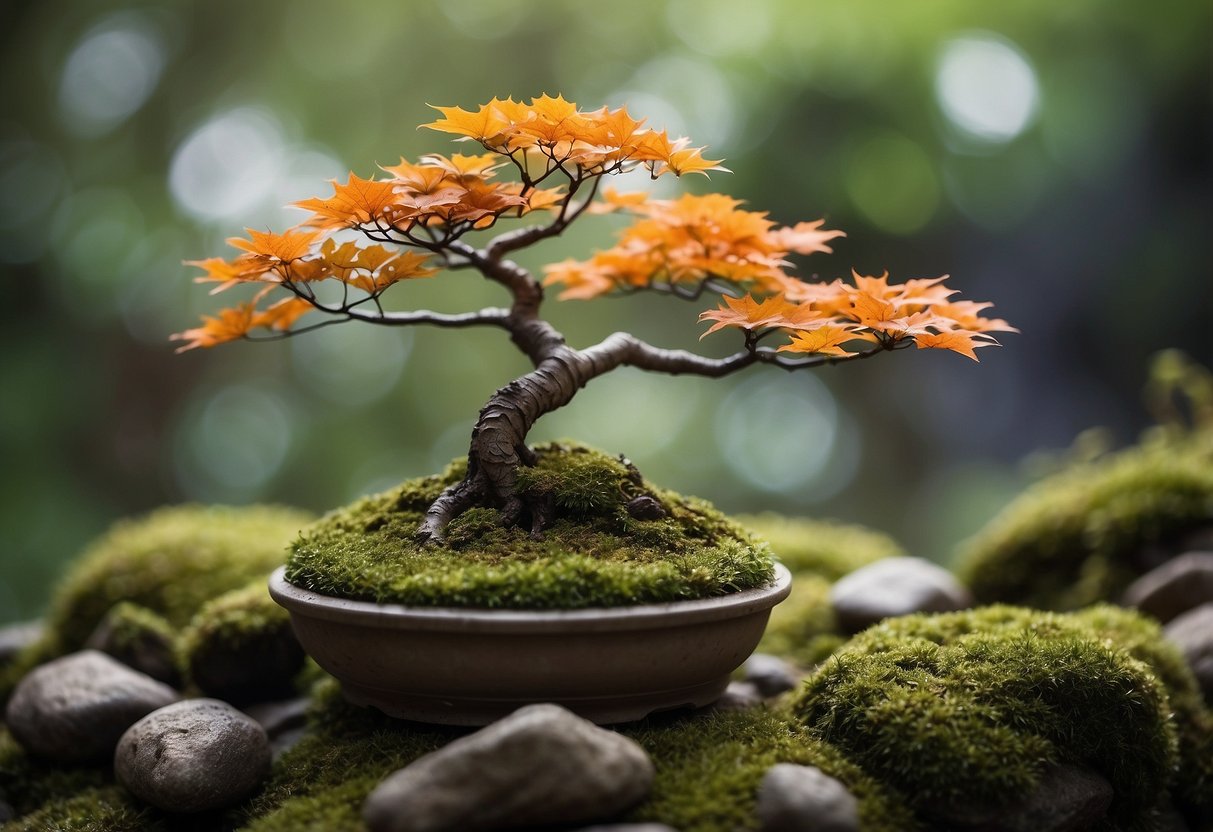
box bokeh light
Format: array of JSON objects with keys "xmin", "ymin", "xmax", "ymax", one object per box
[
  {"xmin": 57, "ymin": 13, "xmax": 165, "ymax": 138},
  {"xmin": 935, "ymin": 34, "xmax": 1040, "ymax": 144}
]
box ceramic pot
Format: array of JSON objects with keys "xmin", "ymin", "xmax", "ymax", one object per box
[{"xmin": 269, "ymin": 564, "xmax": 791, "ymax": 725}]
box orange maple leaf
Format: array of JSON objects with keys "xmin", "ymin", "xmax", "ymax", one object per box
[
  {"xmin": 913, "ymin": 330, "xmax": 988, "ymax": 361},
  {"xmin": 776, "ymin": 325, "xmax": 859, "ymax": 357},
  {"xmin": 294, "ymin": 174, "xmax": 403, "ymax": 231},
  {"xmin": 228, "ymin": 228, "xmax": 321, "ymax": 262}
]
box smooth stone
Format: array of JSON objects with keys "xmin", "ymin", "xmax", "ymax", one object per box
[
  {"xmin": 756, "ymin": 763, "xmax": 859, "ymax": 832},
  {"xmin": 743, "ymin": 653, "xmax": 798, "ymax": 698},
  {"xmin": 926, "ymin": 763, "xmax": 1113, "ymax": 832},
  {"xmin": 363, "ymin": 703, "xmax": 654, "ymax": 832},
  {"xmin": 830, "ymin": 557, "xmax": 974, "ymax": 634},
  {"xmin": 1122, "ymin": 552, "xmax": 1213, "ymax": 623},
  {"xmin": 85, "ymin": 610, "xmax": 181, "ymax": 687},
  {"xmin": 115, "ymin": 698, "xmax": 271, "ymax": 813},
  {"xmin": 4, "ymin": 650, "xmax": 178, "ymax": 763},
  {"xmin": 0, "ymin": 620, "xmax": 43, "ymax": 667},
  {"xmin": 711, "ymin": 681, "xmax": 764, "ymax": 711},
  {"xmin": 1164, "ymin": 603, "xmax": 1213, "ymax": 701}
]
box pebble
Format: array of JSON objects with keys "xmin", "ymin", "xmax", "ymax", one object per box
[
  {"xmin": 925, "ymin": 762, "xmax": 1113, "ymax": 831},
  {"xmin": 830, "ymin": 557, "xmax": 974, "ymax": 634},
  {"xmin": 711, "ymin": 681, "xmax": 764, "ymax": 711},
  {"xmin": 756, "ymin": 763, "xmax": 859, "ymax": 832},
  {"xmin": 1122, "ymin": 552, "xmax": 1213, "ymax": 623},
  {"xmin": 363, "ymin": 703, "xmax": 654, "ymax": 832},
  {"xmin": 1164, "ymin": 603, "xmax": 1213, "ymax": 702},
  {"xmin": 4, "ymin": 650, "xmax": 178, "ymax": 763},
  {"xmin": 743, "ymin": 653, "xmax": 798, "ymax": 698},
  {"xmin": 115, "ymin": 698, "xmax": 271, "ymax": 813}
]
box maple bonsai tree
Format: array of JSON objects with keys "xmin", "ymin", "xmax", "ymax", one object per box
[{"xmin": 175, "ymin": 95, "xmax": 1013, "ymax": 543}]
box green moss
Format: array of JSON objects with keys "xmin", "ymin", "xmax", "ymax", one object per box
[
  {"xmin": 756, "ymin": 573, "xmax": 844, "ymax": 668},
  {"xmin": 287, "ymin": 442, "xmax": 774, "ymax": 608},
  {"xmin": 738, "ymin": 513, "xmax": 905, "ymax": 581},
  {"xmin": 239, "ymin": 776, "xmax": 376, "ymax": 832},
  {"xmin": 622, "ymin": 708, "xmax": 917, "ymax": 832},
  {"xmin": 958, "ymin": 440, "xmax": 1213, "ymax": 610},
  {"xmin": 44, "ymin": 504, "xmax": 314, "ymax": 653},
  {"xmin": 0, "ymin": 727, "xmax": 110, "ymax": 819},
  {"xmin": 236, "ymin": 679, "xmax": 456, "ymax": 826},
  {"xmin": 1, "ymin": 786, "xmax": 165, "ymax": 832},
  {"xmin": 792, "ymin": 606, "xmax": 1193, "ymax": 830}
]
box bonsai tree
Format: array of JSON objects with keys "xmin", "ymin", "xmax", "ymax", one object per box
[{"xmin": 175, "ymin": 95, "xmax": 1013, "ymax": 543}]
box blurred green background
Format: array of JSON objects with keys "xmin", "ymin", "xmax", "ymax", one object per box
[{"xmin": 1, "ymin": 0, "xmax": 1209, "ymax": 623}]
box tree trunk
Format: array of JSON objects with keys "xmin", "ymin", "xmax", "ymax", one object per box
[{"xmin": 415, "ymin": 344, "xmax": 617, "ymax": 542}]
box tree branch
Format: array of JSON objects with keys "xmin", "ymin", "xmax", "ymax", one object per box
[{"xmin": 581, "ymin": 332, "xmax": 905, "ymax": 378}]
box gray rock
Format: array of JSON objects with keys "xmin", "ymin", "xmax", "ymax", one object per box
[
  {"xmin": 0, "ymin": 620, "xmax": 43, "ymax": 667},
  {"xmin": 363, "ymin": 703, "xmax": 654, "ymax": 832},
  {"xmin": 85, "ymin": 606, "xmax": 181, "ymax": 687},
  {"xmin": 830, "ymin": 557, "xmax": 974, "ymax": 634},
  {"xmin": 115, "ymin": 698, "xmax": 271, "ymax": 813},
  {"xmin": 926, "ymin": 762, "xmax": 1113, "ymax": 832},
  {"xmin": 744, "ymin": 653, "xmax": 798, "ymax": 698},
  {"xmin": 756, "ymin": 763, "xmax": 859, "ymax": 832},
  {"xmin": 1123, "ymin": 552, "xmax": 1213, "ymax": 623},
  {"xmin": 4, "ymin": 650, "xmax": 178, "ymax": 763},
  {"xmin": 711, "ymin": 681, "xmax": 764, "ymax": 711},
  {"xmin": 1165, "ymin": 603, "xmax": 1213, "ymax": 702}
]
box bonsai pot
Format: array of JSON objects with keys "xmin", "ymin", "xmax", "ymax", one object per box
[{"xmin": 269, "ymin": 563, "xmax": 792, "ymax": 726}]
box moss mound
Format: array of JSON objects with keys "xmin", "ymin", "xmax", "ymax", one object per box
[
  {"xmin": 958, "ymin": 438, "xmax": 1213, "ymax": 611},
  {"xmin": 45, "ymin": 504, "xmax": 314, "ymax": 652},
  {"xmin": 742, "ymin": 514, "xmax": 905, "ymax": 667},
  {"xmin": 792, "ymin": 605, "xmax": 1208, "ymax": 829},
  {"xmin": 0, "ymin": 504, "xmax": 312, "ymax": 703},
  {"xmin": 179, "ymin": 580, "xmax": 306, "ymax": 705},
  {"xmin": 287, "ymin": 442, "xmax": 774, "ymax": 608}
]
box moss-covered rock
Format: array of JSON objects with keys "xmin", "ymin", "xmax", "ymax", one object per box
[
  {"xmin": 85, "ymin": 602, "xmax": 180, "ymax": 687},
  {"xmin": 743, "ymin": 515, "xmax": 904, "ymax": 668},
  {"xmin": 45, "ymin": 504, "xmax": 314, "ymax": 653},
  {"xmin": 179, "ymin": 581, "xmax": 306, "ymax": 705},
  {"xmin": 792, "ymin": 605, "xmax": 1211, "ymax": 829},
  {"xmin": 1, "ymin": 786, "xmax": 165, "ymax": 832},
  {"xmin": 287, "ymin": 442, "xmax": 774, "ymax": 609},
  {"xmin": 958, "ymin": 437, "xmax": 1213, "ymax": 611}
]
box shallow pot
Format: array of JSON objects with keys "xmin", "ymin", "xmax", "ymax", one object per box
[{"xmin": 269, "ymin": 564, "xmax": 791, "ymax": 726}]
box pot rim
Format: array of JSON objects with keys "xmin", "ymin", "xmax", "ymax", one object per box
[{"xmin": 269, "ymin": 563, "xmax": 791, "ymax": 634}]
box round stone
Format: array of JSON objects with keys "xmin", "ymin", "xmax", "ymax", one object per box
[
  {"xmin": 830, "ymin": 557, "xmax": 974, "ymax": 634},
  {"xmin": 115, "ymin": 698, "xmax": 271, "ymax": 813},
  {"xmin": 4, "ymin": 650, "xmax": 178, "ymax": 763}
]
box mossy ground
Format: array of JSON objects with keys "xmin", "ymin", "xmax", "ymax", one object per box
[{"xmin": 287, "ymin": 442, "xmax": 774, "ymax": 609}]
